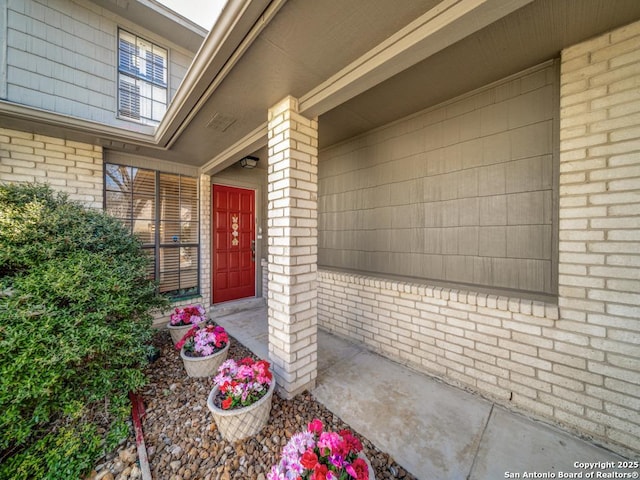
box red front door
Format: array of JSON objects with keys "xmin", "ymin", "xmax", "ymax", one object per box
[{"xmin": 212, "ymin": 185, "xmax": 256, "ymax": 304}]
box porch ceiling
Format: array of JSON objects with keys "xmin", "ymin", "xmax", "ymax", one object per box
[
  {"xmin": 168, "ymin": 0, "xmax": 640, "ymax": 170},
  {"xmin": 320, "ymin": 0, "xmax": 640, "ymax": 146}
]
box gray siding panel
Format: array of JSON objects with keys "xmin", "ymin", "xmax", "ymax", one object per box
[
  {"xmin": 4, "ymin": 0, "xmax": 195, "ymax": 129},
  {"xmin": 318, "ymin": 62, "xmax": 559, "ymax": 297}
]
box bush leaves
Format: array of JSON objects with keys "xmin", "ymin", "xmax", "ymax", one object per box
[{"xmin": 0, "ymin": 184, "xmax": 169, "ymax": 479}]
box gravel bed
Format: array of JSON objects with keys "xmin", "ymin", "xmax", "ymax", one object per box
[{"xmin": 88, "ymin": 331, "xmax": 417, "ymax": 480}]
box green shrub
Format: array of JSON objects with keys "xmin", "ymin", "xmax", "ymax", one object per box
[{"xmin": 0, "ymin": 183, "xmax": 169, "ymax": 479}]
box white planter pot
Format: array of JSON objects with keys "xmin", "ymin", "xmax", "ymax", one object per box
[
  {"xmin": 167, "ymin": 322, "xmax": 193, "ymax": 345},
  {"xmin": 360, "ymin": 452, "xmax": 376, "ymax": 480},
  {"xmin": 207, "ymin": 379, "xmax": 275, "ymax": 442},
  {"xmin": 180, "ymin": 341, "xmax": 229, "ymax": 378}
]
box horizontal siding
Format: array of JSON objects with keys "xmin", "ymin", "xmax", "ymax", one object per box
[
  {"xmin": 4, "ymin": 0, "xmax": 195, "ymax": 130},
  {"xmin": 318, "ymin": 62, "xmax": 558, "ymax": 296}
]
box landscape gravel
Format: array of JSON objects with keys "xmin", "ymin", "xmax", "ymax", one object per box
[{"xmin": 88, "ymin": 330, "xmax": 417, "ymax": 480}]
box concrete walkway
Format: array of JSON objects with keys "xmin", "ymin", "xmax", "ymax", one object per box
[{"xmin": 211, "ymin": 300, "xmax": 632, "ymax": 480}]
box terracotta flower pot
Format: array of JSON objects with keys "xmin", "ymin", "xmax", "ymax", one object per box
[
  {"xmin": 207, "ymin": 379, "xmax": 275, "ymax": 442},
  {"xmin": 180, "ymin": 341, "xmax": 229, "ymax": 378}
]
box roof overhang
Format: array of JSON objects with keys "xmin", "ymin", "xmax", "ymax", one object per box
[{"xmin": 91, "ymin": 0, "xmax": 208, "ymax": 51}]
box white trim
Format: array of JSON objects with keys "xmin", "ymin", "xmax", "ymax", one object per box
[
  {"xmin": 104, "ymin": 150, "xmax": 199, "ymax": 176},
  {"xmin": 200, "ymin": 122, "xmax": 267, "ymax": 175},
  {"xmin": 0, "ymin": 100, "xmax": 156, "ymax": 143}
]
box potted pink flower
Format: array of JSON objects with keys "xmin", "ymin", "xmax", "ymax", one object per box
[
  {"xmin": 166, "ymin": 304, "xmax": 207, "ymax": 345},
  {"xmin": 267, "ymin": 418, "xmax": 374, "ymax": 480},
  {"xmin": 176, "ymin": 324, "xmax": 230, "ymax": 378},
  {"xmin": 206, "ymin": 357, "xmax": 275, "ymax": 441}
]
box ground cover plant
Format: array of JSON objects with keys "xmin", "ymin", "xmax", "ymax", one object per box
[{"xmin": 0, "ymin": 183, "xmax": 168, "ymax": 479}]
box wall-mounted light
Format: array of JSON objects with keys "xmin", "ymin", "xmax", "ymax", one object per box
[{"xmin": 239, "ymin": 156, "xmax": 259, "ymax": 169}]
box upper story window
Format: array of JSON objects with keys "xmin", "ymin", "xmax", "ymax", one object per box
[{"xmin": 117, "ymin": 29, "xmax": 168, "ymax": 126}]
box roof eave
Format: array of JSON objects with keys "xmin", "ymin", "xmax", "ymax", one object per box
[{"xmin": 153, "ymin": 0, "xmax": 280, "ymax": 149}]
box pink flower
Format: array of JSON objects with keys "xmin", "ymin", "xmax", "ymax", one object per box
[
  {"xmin": 236, "ymin": 364, "xmax": 254, "ymax": 380},
  {"xmin": 170, "ymin": 304, "xmax": 207, "ymax": 326},
  {"xmin": 339, "ymin": 430, "xmax": 363, "ymax": 454},
  {"xmin": 318, "ymin": 432, "xmax": 344, "ymax": 455},
  {"xmin": 255, "ymin": 360, "xmax": 273, "ymax": 383},
  {"xmin": 349, "ymin": 458, "xmax": 369, "ymax": 480},
  {"xmin": 308, "ymin": 418, "xmax": 323, "ymax": 434},
  {"xmin": 180, "ymin": 323, "xmax": 228, "ymax": 357},
  {"xmin": 213, "ymin": 357, "xmax": 272, "ymax": 410},
  {"xmin": 269, "ymin": 420, "xmax": 368, "ymax": 480}
]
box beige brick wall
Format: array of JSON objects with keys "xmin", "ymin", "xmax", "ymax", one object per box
[
  {"xmin": 199, "ymin": 175, "xmax": 212, "ymax": 308},
  {"xmin": 261, "ymin": 258, "xmax": 269, "ymax": 298},
  {"xmin": 557, "ymin": 19, "xmax": 640, "ymax": 454},
  {"xmin": 318, "ymin": 269, "xmax": 564, "ymax": 424},
  {"xmin": 316, "ymin": 21, "xmax": 640, "ymax": 457},
  {"xmin": 0, "ymin": 127, "xmax": 103, "ymax": 208}
]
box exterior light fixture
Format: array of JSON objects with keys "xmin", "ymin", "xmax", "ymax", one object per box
[{"xmin": 239, "ymin": 156, "xmax": 259, "ymax": 169}]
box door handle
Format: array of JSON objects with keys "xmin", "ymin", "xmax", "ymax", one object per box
[{"xmin": 251, "ymin": 240, "xmax": 256, "ymax": 262}]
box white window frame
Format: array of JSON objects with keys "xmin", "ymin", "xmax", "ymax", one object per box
[{"xmin": 117, "ymin": 29, "xmax": 168, "ymax": 126}]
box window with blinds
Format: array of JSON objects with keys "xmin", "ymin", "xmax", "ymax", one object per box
[
  {"xmin": 117, "ymin": 29, "xmax": 167, "ymax": 126},
  {"xmin": 105, "ymin": 164, "xmax": 199, "ymax": 298}
]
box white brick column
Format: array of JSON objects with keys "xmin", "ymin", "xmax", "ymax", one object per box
[
  {"xmin": 267, "ymin": 96, "xmax": 318, "ymax": 398},
  {"xmin": 199, "ymin": 175, "xmax": 212, "ymax": 307}
]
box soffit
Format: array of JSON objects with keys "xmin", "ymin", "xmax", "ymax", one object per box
[
  {"xmin": 165, "ymin": 0, "xmax": 640, "ymax": 167},
  {"xmin": 319, "ymin": 0, "xmax": 640, "ymax": 147},
  {"xmin": 167, "ymin": 0, "xmax": 441, "ymax": 166}
]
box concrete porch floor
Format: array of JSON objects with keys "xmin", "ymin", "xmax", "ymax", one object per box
[{"xmin": 211, "ymin": 300, "xmax": 630, "ymax": 480}]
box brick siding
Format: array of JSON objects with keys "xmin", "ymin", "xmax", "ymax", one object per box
[
  {"xmin": 318, "ymin": 270, "xmax": 563, "ymax": 419},
  {"xmin": 557, "ymin": 19, "xmax": 640, "ymax": 453},
  {"xmin": 0, "ymin": 127, "xmax": 103, "ymax": 208}
]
